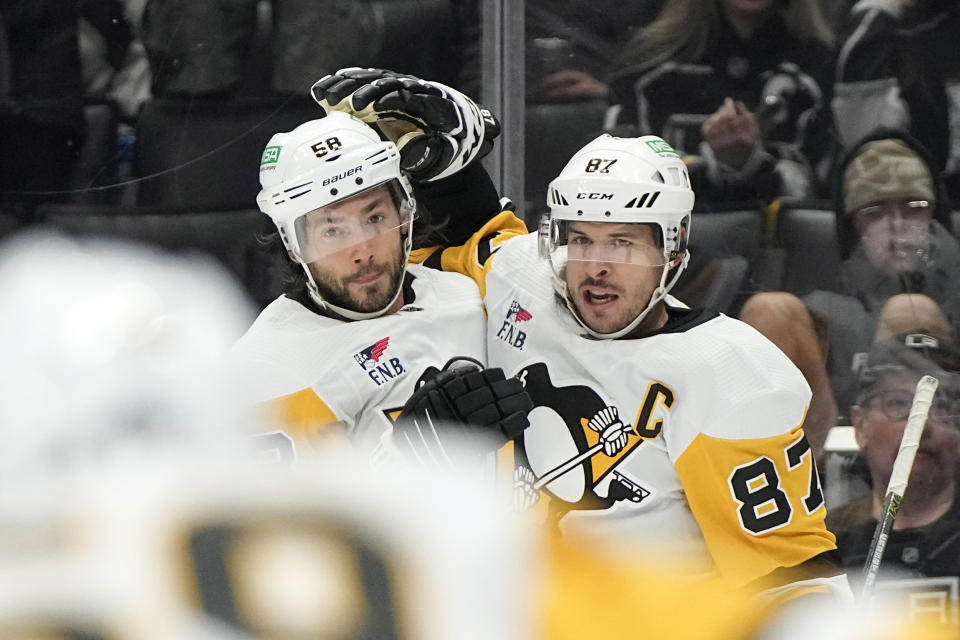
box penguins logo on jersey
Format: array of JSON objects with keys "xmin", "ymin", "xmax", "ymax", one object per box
[
  {"xmin": 513, "ymin": 363, "xmax": 673, "ymax": 514},
  {"xmin": 497, "ymin": 299, "xmax": 532, "ymax": 350}
]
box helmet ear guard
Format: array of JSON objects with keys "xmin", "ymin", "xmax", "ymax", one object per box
[
  {"xmin": 667, "ymin": 217, "xmax": 689, "ymax": 268},
  {"xmin": 256, "ymin": 113, "xmax": 417, "ymax": 320},
  {"xmin": 543, "ymin": 134, "xmax": 695, "ymax": 339}
]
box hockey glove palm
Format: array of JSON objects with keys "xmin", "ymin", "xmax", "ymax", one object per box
[{"xmin": 311, "ymin": 67, "xmax": 500, "ymax": 182}]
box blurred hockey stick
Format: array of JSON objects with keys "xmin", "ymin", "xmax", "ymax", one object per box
[{"xmin": 860, "ymin": 374, "xmax": 939, "ymax": 600}]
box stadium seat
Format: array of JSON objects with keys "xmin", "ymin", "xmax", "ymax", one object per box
[
  {"xmin": 133, "ymin": 96, "xmax": 320, "ymax": 211},
  {"xmin": 821, "ymin": 425, "xmax": 871, "ymax": 510},
  {"xmin": 524, "ymin": 99, "xmax": 608, "ymax": 220},
  {"xmin": 269, "ymin": 0, "xmax": 458, "ymax": 94},
  {"xmin": 35, "ymin": 204, "xmax": 284, "ymax": 308},
  {"xmin": 69, "ymin": 100, "xmax": 122, "ymax": 204},
  {"xmin": 677, "ymin": 208, "xmax": 766, "ymax": 313},
  {"xmin": 690, "ymin": 208, "xmax": 765, "ymax": 258},
  {"xmin": 363, "ymin": 0, "xmax": 458, "ymax": 82},
  {"xmin": 775, "ymin": 200, "xmax": 842, "ymax": 296},
  {"xmin": 237, "ymin": 0, "xmax": 274, "ymax": 96}
]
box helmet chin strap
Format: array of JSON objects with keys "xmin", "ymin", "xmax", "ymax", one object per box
[
  {"xmin": 306, "ymin": 275, "xmax": 406, "ymax": 321},
  {"xmin": 560, "ymin": 252, "xmax": 689, "ymax": 340}
]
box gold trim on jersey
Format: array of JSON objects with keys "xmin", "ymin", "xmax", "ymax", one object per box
[
  {"xmin": 676, "ymin": 426, "xmax": 836, "ymax": 587},
  {"xmin": 261, "ymin": 388, "xmax": 346, "ymax": 453},
  {"xmin": 417, "ymin": 211, "xmax": 528, "ymax": 295}
]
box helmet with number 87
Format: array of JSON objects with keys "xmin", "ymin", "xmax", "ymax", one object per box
[
  {"xmin": 257, "ymin": 112, "xmax": 417, "ymax": 320},
  {"xmin": 541, "ymin": 134, "xmax": 694, "ymax": 339}
]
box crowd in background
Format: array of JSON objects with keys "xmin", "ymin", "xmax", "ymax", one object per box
[
  {"xmin": 1, "ymin": 0, "xmax": 960, "ymax": 631},
  {"xmin": 2, "ymin": 1, "xmax": 958, "ymax": 210}
]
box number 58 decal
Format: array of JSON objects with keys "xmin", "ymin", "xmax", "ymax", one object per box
[{"xmin": 728, "ymin": 435, "xmax": 824, "ymax": 535}]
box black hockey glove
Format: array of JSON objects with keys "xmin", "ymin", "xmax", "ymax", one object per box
[
  {"xmin": 393, "ymin": 364, "xmax": 532, "ymax": 466},
  {"xmin": 311, "ymin": 67, "xmax": 501, "ymax": 182}
]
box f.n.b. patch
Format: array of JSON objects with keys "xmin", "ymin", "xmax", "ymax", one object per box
[
  {"xmin": 496, "ymin": 299, "xmax": 532, "ymax": 350},
  {"xmin": 354, "ymin": 336, "xmax": 406, "ymax": 386}
]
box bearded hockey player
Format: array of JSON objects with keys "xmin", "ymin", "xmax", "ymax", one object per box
[
  {"xmin": 313, "ymin": 69, "xmax": 851, "ymax": 603},
  {"xmin": 231, "ymin": 99, "xmax": 531, "ymax": 462}
]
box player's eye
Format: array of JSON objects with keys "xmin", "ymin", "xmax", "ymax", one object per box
[{"xmin": 320, "ymin": 226, "xmax": 346, "ymax": 240}]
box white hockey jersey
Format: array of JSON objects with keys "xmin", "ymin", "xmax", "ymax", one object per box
[
  {"xmin": 231, "ymin": 264, "xmax": 486, "ymax": 457},
  {"xmin": 433, "ymin": 213, "xmax": 843, "ymax": 593}
]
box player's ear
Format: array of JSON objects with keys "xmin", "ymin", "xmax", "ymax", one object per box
[
  {"xmin": 288, "ymin": 251, "xmax": 300, "ymax": 264},
  {"xmin": 850, "ymin": 405, "xmax": 868, "ymax": 448},
  {"xmin": 399, "ymin": 208, "xmax": 412, "ymax": 238}
]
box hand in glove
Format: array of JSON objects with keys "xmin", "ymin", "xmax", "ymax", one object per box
[
  {"xmin": 311, "ymin": 67, "xmax": 500, "ymax": 182},
  {"xmin": 393, "ymin": 362, "xmax": 531, "ymax": 467}
]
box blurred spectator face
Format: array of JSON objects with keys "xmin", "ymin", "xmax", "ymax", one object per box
[
  {"xmin": 719, "ymin": 0, "xmax": 778, "ymax": 18},
  {"xmin": 852, "ymin": 371, "xmax": 960, "ymax": 497},
  {"xmin": 843, "ymin": 138, "xmax": 939, "ymax": 277},
  {"xmin": 852, "ymin": 197, "xmax": 934, "ymax": 277},
  {"xmin": 564, "ymin": 222, "xmax": 665, "ymax": 334},
  {"xmin": 297, "ymin": 185, "xmax": 408, "ymax": 314}
]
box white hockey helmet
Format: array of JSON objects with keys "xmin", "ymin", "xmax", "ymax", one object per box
[
  {"xmin": 541, "ymin": 134, "xmax": 694, "ymax": 338},
  {"xmin": 0, "ymin": 233, "xmax": 260, "ymax": 483},
  {"xmin": 256, "ymin": 112, "xmax": 417, "ymax": 320}
]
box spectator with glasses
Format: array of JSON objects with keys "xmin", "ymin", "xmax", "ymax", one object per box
[
  {"xmin": 740, "ymin": 130, "xmax": 960, "ymax": 462},
  {"xmin": 827, "ymin": 333, "xmax": 960, "ymax": 597}
]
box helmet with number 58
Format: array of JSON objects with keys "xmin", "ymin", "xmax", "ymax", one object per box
[{"xmin": 257, "ymin": 112, "xmax": 417, "ymax": 320}]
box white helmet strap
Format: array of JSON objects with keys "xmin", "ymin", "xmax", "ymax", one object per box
[{"xmin": 307, "ymin": 277, "xmax": 406, "ymax": 321}]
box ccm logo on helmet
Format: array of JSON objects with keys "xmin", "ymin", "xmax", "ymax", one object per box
[
  {"xmin": 322, "ymin": 165, "xmax": 362, "ymax": 187},
  {"xmin": 576, "ymin": 192, "xmax": 614, "ymax": 200}
]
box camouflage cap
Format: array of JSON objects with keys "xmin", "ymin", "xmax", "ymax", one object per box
[{"xmin": 843, "ymin": 139, "xmax": 935, "ymax": 216}]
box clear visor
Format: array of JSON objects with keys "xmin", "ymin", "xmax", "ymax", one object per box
[
  {"xmin": 548, "ymin": 219, "xmax": 668, "ymax": 268},
  {"xmin": 293, "ymin": 180, "xmax": 413, "ymax": 263}
]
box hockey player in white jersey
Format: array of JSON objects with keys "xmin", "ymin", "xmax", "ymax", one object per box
[
  {"xmin": 312, "ymin": 69, "xmax": 850, "ymax": 603},
  {"xmin": 499, "ymin": 136, "xmax": 847, "ymax": 600},
  {"xmin": 231, "ymin": 105, "xmax": 531, "ymax": 462}
]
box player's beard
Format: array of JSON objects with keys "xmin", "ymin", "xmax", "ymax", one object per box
[{"xmin": 309, "ymin": 244, "xmax": 406, "ymax": 313}]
